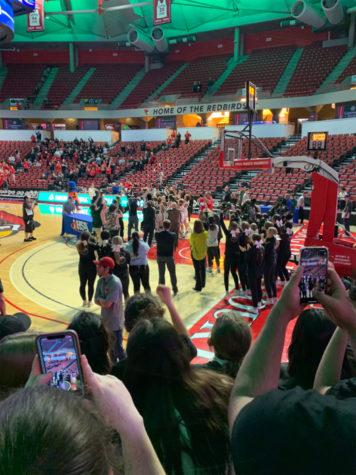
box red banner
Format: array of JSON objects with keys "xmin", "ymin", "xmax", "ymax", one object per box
[
  {"xmin": 27, "ymin": 0, "xmax": 44, "ymax": 32},
  {"xmin": 219, "ymin": 153, "xmax": 272, "ymax": 170},
  {"xmin": 153, "ymin": 0, "xmax": 171, "ymax": 25}
]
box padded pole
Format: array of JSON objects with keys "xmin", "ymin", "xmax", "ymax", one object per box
[
  {"xmin": 307, "ymin": 172, "xmax": 338, "ymax": 242},
  {"xmin": 234, "ymin": 27, "xmax": 240, "ymax": 62},
  {"xmin": 69, "ymin": 42, "xmax": 75, "ymax": 73},
  {"xmin": 348, "ymin": 12, "xmax": 355, "ymax": 49}
]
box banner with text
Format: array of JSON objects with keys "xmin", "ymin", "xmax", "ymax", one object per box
[
  {"xmin": 153, "ymin": 0, "xmax": 171, "ymax": 25},
  {"xmin": 143, "ymin": 101, "xmax": 247, "ymax": 118},
  {"xmin": 219, "ymin": 155, "xmax": 272, "ymax": 170},
  {"xmin": 27, "ymin": 0, "xmax": 44, "ymax": 32}
]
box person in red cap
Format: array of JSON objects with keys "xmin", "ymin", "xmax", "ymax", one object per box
[{"xmin": 93, "ymin": 256, "xmax": 125, "ymax": 360}]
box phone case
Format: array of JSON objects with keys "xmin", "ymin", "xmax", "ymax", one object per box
[{"xmin": 35, "ymin": 330, "xmax": 85, "ymax": 396}]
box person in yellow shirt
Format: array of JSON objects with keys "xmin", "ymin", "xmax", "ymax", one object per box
[{"xmin": 189, "ymin": 219, "xmax": 208, "ymax": 292}]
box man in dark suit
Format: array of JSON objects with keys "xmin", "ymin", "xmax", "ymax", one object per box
[
  {"xmin": 222, "ymin": 185, "xmax": 231, "ymax": 203},
  {"xmin": 155, "ymin": 219, "xmax": 178, "ymax": 296}
]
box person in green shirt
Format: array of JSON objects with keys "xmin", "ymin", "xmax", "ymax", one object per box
[
  {"xmin": 189, "ymin": 219, "xmax": 208, "ymax": 292},
  {"xmin": 90, "ymin": 191, "xmax": 106, "ymax": 241}
]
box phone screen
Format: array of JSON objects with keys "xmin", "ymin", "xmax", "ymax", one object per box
[
  {"xmin": 37, "ymin": 333, "xmax": 83, "ymax": 394},
  {"xmin": 299, "ymin": 247, "xmax": 328, "ymax": 303}
]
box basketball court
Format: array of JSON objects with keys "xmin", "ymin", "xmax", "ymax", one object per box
[{"xmin": 4, "ymin": 200, "xmax": 354, "ymax": 362}]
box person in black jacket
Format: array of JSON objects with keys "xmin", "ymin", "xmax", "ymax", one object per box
[
  {"xmin": 155, "ymin": 220, "xmax": 178, "ymax": 296},
  {"xmin": 22, "ymin": 196, "xmax": 36, "ymax": 242},
  {"xmin": 142, "ymin": 200, "xmax": 156, "ymax": 247},
  {"xmin": 220, "ymin": 214, "xmax": 241, "ymax": 298},
  {"xmin": 246, "ymin": 234, "xmax": 264, "ymax": 314},
  {"xmin": 128, "ymin": 196, "xmax": 139, "ymax": 240},
  {"xmin": 264, "ymin": 227, "xmax": 278, "ymax": 305},
  {"xmin": 112, "ymin": 235, "xmax": 130, "ymax": 301},
  {"xmin": 276, "ymin": 227, "xmax": 291, "ymax": 285},
  {"xmin": 76, "ymin": 231, "xmax": 98, "ymax": 307}
]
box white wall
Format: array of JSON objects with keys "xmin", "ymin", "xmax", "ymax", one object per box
[
  {"xmin": 121, "ymin": 128, "xmax": 173, "ymax": 142},
  {"xmin": 0, "ymin": 130, "xmax": 51, "ymax": 141},
  {"xmin": 302, "ymin": 118, "xmax": 356, "ymax": 137},
  {"xmin": 225, "ymin": 123, "xmax": 295, "ymax": 138},
  {"xmin": 53, "ymin": 130, "xmax": 118, "ymax": 145},
  {"xmin": 177, "ymin": 127, "xmax": 220, "ymax": 141}
]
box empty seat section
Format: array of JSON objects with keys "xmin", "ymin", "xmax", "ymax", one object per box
[
  {"xmin": 43, "ymin": 65, "xmax": 91, "ymax": 108},
  {"xmin": 157, "ymin": 55, "xmax": 231, "ymax": 99},
  {"xmin": 284, "ymin": 42, "xmax": 347, "ymax": 96},
  {"xmin": 75, "ymin": 64, "xmax": 142, "ymax": 104},
  {"xmin": 0, "ymin": 64, "xmax": 46, "ymax": 103},
  {"xmin": 120, "ymin": 63, "xmax": 184, "ymax": 109},
  {"xmin": 336, "ymin": 56, "xmax": 356, "ymax": 83},
  {"xmin": 215, "ymin": 46, "xmax": 296, "ymax": 96}
]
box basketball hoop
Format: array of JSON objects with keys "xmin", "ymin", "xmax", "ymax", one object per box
[
  {"xmin": 219, "ymin": 129, "xmax": 273, "ymax": 170},
  {"xmin": 219, "ymin": 133, "xmax": 243, "ymax": 168}
]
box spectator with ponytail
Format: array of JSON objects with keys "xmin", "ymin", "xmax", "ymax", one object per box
[
  {"xmin": 246, "ymin": 233, "xmax": 264, "ymax": 314},
  {"xmin": 264, "ymin": 226, "xmax": 278, "ymax": 305},
  {"xmin": 126, "ymin": 232, "xmax": 151, "ymax": 293},
  {"xmin": 220, "ymin": 215, "xmax": 241, "ymax": 298},
  {"xmin": 76, "ymin": 231, "xmax": 98, "ymax": 307}
]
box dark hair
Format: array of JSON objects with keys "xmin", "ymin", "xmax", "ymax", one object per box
[
  {"xmin": 0, "ymin": 332, "xmax": 37, "ymax": 390},
  {"xmin": 193, "ymin": 219, "xmax": 204, "ymax": 234},
  {"xmin": 124, "ymin": 293, "xmax": 164, "ymax": 332},
  {"xmin": 287, "ymin": 308, "xmax": 344, "ymax": 389},
  {"xmin": 108, "ymin": 204, "xmax": 116, "ymax": 213},
  {"xmin": 131, "ymin": 231, "xmax": 140, "ymax": 256},
  {"xmin": 163, "ymin": 219, "xmax": 171, "ymax": 230},
  {"xmin": 67, "ymin": 312, "xmax": 112, "ymax": 374},
  {"xmin": 125, "ymin": 318, "xmax": 232, "ymax": 474},
  {"xmin": 209, "ymin": 312, "xmax": 252, "ymax": 378},
  {"xmin": 100, "ymin": 230, "xmax": 110, "ymax": 241},
  {"xmin": 0, "ymin": 386, "xmax": 119, "ymax": 473}
]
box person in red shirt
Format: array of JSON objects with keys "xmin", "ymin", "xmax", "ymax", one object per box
[
  {"xmin": 205, "ymin": 192, "xmax": 213, "ymax": 211},
  {"xmin": 30, "ymin": 134, "xmax": 36, "ymax": 144},
  {"xmin": 184, "ymin": 131, "xmax": 191, "ymax": 144},
  {"xmin": 106, "ymin": 165, "xmax": 112, "ymax": 183},
  {"xmin": 23, "ymin": 160, "xmax": 30, "ymax": 173},
  {"xmin": 55, "ymin": 161, "xmax": 61, "ymax": 175}
]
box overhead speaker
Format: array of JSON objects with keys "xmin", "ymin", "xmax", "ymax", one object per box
[
  {"xmin": 321, "ymin": 0, "xmax": 344, "ymax": 24},
  {"xmin": 151, "ymin": 27, "xmax": 168, "ymax": 52},
  {"xmin": 127, "ymin": 28, "xmax": 155, "ymax": 53},
  {"xmin": 291, "ymin": 1, "xmax": 326, "ymax": 28}
]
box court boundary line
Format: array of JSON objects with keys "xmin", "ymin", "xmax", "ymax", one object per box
[{"xmin": 21, "ymin": 242, "xmax": 79, "ymax": 311}]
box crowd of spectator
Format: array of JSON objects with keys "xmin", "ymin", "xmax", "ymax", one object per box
[{"xmin": 0, "ymin": 136, "xmax": 356, "ymax": 473}]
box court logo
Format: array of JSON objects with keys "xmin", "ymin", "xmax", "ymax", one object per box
[
  {"xmin": 70, "ymin": 219, "xmax": 89, "ymax": 233},
  {"xmin": 0, "ymin": 211, "xmax": 25, "ymax": 238}
]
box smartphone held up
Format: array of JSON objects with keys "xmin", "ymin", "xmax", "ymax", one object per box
[
  {"xmin": 36, "ymin": 330, "xmax": 85, "ymax": 396},
  {"xmin": 299, "ymin": 246, "xmax": 328, "ymax": 304}
]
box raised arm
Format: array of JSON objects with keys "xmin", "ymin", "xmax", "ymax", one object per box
[
  {"xmin": 156, "ymin": 285, "xmax": 189, "ymax": 337},
  {"xmin": 228, "ymin": 267, "xmax": 305, "ymax": 432},
  {"xmin": 219, "ymin": 212, "xmax": 229, "ymax": 236},
  {"xmin": 314, "ymin": 265, "xmax": 356, "ymax": 356},
  {"xmin": 81, "ymin": 356, "xmax": 165, "ymax": 475},
  {"xmin": 313, "ymin": 328, "xmax": 348, "ymax": 395}
]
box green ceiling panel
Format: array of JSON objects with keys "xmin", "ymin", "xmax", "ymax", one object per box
[{"xmin": 11, "ymin": 0, "xmax": 354, "ymax": 44}]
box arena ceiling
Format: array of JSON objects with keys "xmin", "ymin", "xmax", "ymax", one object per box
[{"xmin": 12, "ymin": 0, "xmax": 355, "ymax": 44}]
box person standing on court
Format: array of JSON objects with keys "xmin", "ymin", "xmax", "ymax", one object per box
[
  {"xmin": 190, "ymin": 219, "xmax": 208, "ymax": 292},
  {"xmin": 155, "ymin": 219, "xmax": 178, "ymax": 296},
  {"xmin": 22, "ymin": 196, "xmax": 36, "ymax": 242},
  {"xmin": 128, "ymin": 195, "xmax": 139, "ymax": 240},
  {"xmin": 94, "ymin": 256, "xmax": 126, "ymax": 361},
  {"xmin": 297, "ymin": 192, "xmax": 305, "ymax": 225}
]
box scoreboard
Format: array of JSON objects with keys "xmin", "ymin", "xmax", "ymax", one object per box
[
  {"xmin": 245, "ymin": 81, "xmax": 256, "ymax": 111},
  {"xmin": 307, "ymin": 132, "xmax": 328, "ymax": 151}
]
